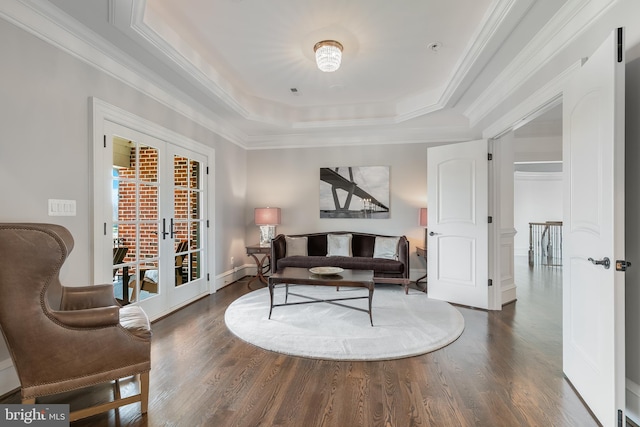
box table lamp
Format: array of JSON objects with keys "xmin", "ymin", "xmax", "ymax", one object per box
[
  {"xmin": 255, "ymin": 207, "xmax": 281, "ymax": 247},
  {"xmin": 419, "ymin": 208, "xmax": 428, "ymax": 247}
]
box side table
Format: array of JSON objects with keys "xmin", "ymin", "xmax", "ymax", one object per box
[
  {"xmin": 416, "ymin": 246, "xmax": 427, "ymax": 293},
  {"xmin": 246, "ymin": 244, "xmax": 271, "ymax": 288}
]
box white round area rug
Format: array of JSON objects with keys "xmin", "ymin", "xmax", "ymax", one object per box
[{"xmin": 224, "ymin": 285, "xmax": 465, "ymax": 361}]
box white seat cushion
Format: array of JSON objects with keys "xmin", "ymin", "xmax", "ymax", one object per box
[{"xmin": 119, "ymin": 305, "xmax": 152, "ymax": 339}]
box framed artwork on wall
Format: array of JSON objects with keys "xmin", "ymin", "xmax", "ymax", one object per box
[{"xmin": 319, "ymin": 166, "xmax": 390, "ymax": 219}]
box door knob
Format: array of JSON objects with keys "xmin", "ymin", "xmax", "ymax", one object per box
[
  {"xmin": 429, "ymin": 231, "xmax": 441, "ymax": 236},
  {"xmin": 588, "ymin": 257, "xmax": 610, "ymax": 269}
]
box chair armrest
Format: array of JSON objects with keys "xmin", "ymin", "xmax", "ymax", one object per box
[
  {"xmin": 398, "ymin": 236, "xmax": 410, "ymax": 278},
  {"xmin": 271, "ymin": 234, "xmax": 287, "ymax": 274},
  {"xmin": 60, "ymin": 285, "xmax": 118, "ymax": 310},
  {"xmin": 50, "ymin": 306, "xmax": 120, "ymax": 328}
]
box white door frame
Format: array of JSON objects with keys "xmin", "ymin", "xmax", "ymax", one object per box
[
  {"xmin": 92, "ymin": 98, "xmax": 216, "ymax": 320},
  {"xmin": 482, "ymin": 71, "xmax": 571, "ymax": 311}
]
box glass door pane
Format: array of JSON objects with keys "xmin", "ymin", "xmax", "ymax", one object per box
[
  {"xmin": 112, "ymin": 136, "xmax": 161, "ymax": 304},
  {"xmin": 172, "ymin": 155, "xmax": 204, "ymax": 288}
]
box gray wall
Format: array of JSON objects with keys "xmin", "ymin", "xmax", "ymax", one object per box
[
  {"xmin": 0, "ymin": 17, "xmax": 247, "ymax": 381},
  {"xmin": 245, "ymin": 143, "xmax": 430, "ymax": 274}
]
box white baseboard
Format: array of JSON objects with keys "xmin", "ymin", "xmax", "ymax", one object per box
[
  {"xmin": 627, "ymin": 378, "xmax": 640, "ymax": 425},
  {"xmin": 0, "ymin": 357, "xmax": 19, "ymax": 397},
  {"xmin": 409, "ymin": 267, "xmax": 427, "ymax": 283},
  {"xmin": 514, "ymin": 247, "xmax": 529, "ymax": 257},
  {"xmin": 214, "ymin": 264, "xmax": 251, "ymax": 291},
  {"xmin": 501, "ymin": 284, "xmax": 517, "ymax": 305}
]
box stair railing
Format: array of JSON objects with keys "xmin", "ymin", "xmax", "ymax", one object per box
[{"xmin": 528, "ymin": 221, "xmax": 563, "ymax": 267}]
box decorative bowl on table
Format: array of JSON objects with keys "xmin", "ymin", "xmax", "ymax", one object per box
[{"xmin": 309, "ymin": 267, "xmax": 344, "ymax": 276}]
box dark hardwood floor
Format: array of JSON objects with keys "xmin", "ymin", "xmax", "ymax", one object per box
[{"xmin": 2, "ymin": 258, "xmax": 600, "ymax": 426}]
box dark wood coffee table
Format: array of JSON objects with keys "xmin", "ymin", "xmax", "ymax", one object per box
[{"xmin": 268, "ymin": 267, "xmax": 375, "ymax": 326}]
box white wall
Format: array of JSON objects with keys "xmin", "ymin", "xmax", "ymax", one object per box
[
  {"xmin": 513, "ymin": 172, "xmax": 563, "ymax": 257},
  {"xmin": 245, "ymin": 143, "xmax": 430, "ymax": 279},
  {"xmin": 0, "ymin": 17, "xmax": 248, "ymax": 394}
]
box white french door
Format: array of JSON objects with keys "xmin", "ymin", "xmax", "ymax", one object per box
[
  {"xmin": 166, "ymin": 145, "xmax": 208, "ymax": 306},
  {"xmin": 562, "ymin": 28, "xmax": 625, "ymax": 426},
  {"xmin": 95, "ymin": 118, "xmax": 209, "ymax": 320},
  {"xmin": 426, "ymin": 140, "xmax": 489, "ymax": 309}
]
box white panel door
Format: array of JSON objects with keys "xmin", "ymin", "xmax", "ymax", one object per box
[
  {"xmin": 166, "ymin": 145, "xmax": 209, "ymax": 309},
  {"xmin": 562, "ymin": 28, "xmax": 625, "ymax": 426},
  {"xmin": 427, "ymin": 140, "xmax": 489, "ymax": 309},
  {"xmin": 102, "ymin": 122, "xmax": 170, "ymax": 319}
]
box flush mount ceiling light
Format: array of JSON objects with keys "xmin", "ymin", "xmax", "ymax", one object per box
[{"xmin": 314, "ymin": 40, "xmax": 343, "ymax": 72}]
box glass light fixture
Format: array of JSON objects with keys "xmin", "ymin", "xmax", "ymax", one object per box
[
  {"xmin": 254, "ymin": 207, "xmax": 281, "ymax": 247},
  {"xmin": 314, "ymin": 40, "xmax": 343, "ymax": 72}
]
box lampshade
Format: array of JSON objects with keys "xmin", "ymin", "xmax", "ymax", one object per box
[
  {"xmin": 419, "ymin": 208, "xmax": 428, "ymax": 227},
  {"xmin": 254, "ymin": 207, "xmax": 281, "ymax": 225},
  {"xmin": 314, "ymin": 40, "xmax": 343, "ymax": 72}
]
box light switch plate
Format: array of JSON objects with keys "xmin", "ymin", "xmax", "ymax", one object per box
[{"xmin": 48, "ymin": 199, "xmax": 76, "ymax": 216}]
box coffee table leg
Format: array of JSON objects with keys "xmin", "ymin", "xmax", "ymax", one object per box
[
  {"xmin": 285, "ymin": 283, "xmax": 289, "ymax": 303},
  {"xmin": 368, "ymin": 287, "xmax": 374, "ymax": 326},
  {"xmin": 268, "ymin": 280, "xmax": 274, "ymax": 319}
]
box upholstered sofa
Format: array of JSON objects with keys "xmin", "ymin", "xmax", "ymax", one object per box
[{"xmin": 271, "ymin": 231, "xmax": 411, "ymax": 293}]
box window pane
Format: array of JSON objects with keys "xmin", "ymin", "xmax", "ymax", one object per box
[
  {"xmin": 189, "ymin": 159, "xmax": 200, "ymax": 189},
  {"xmin": 190, "ymin": 190, "xmax": 200, "ymax": 220},
  {"xmin": 115, "ymin": 181, "xmax": 136, "ymax": 221},
  {"xmin": 139, "ymin": 146, "xmax": 158, "ymax": 183},
  {"xmin": 113, "ymin": 137, "xmax": 135, "ymax": 169},
  {"xmin": 190, "ymin": 251, "xmax": 201, "ymax": 281},
  {"xmin": 173, "ymin": 221, "xmax": 188, "ymax": 244},
  {"xmin": 139, "ymin": 184, "xmax": 158, "ymax": 221},
  {"xmin": 174, "ymin": 189, "xmax": 188, "ymax": 219},
  {"xmin": 190, "ymin": 221, "xmax": 201, "ymax": 250},
  {"xmin": 139, "ymin": 260, "xmax": 159, "ymax": 301},
  {"xmin": 174, "ymin": 155, "xmax": 188, "ymax": 187},
  {"xmin": 140, "ymin": 223, "xmax": 159, "ymax": 261},
  {"xmin": 114, "ymin": 224, "xmax": 137, "ymax": 262}
]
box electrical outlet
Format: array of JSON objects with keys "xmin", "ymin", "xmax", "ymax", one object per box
[{"xmin": 230, "ymin": 256, "xmax": 234, "ymax": 266}]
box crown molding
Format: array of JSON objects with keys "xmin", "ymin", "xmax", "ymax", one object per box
[
  {"xmin": 119, "ymin": 0, "xmax": 256, "ymax": 121},
  {"xmin": 482, "ymin": 59, "xmax": 580, "ymax": 139},
  {"xmin": 244, "ymin": 125, "xmax": 475, "ymax": 150},
  {"xmin": 110, "ymin": 0, "xmax": 528, "ymax": 130},
  {"xmin": 466, "ymin": 0, "xmax": 618, "ymax": 127},
  {"xmin": 0, "ymin": 0, "xmax": 248, "ymax": 148},
  {"xmin": 393, "ymin": 0, "xmax": 531, "ymax": 123},
  {"xmin": 441, "ymin": 0, "xmax": 531, "ymax": 107}
]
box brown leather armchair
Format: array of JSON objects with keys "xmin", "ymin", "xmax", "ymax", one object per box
[{"xmin": 0, "ymin": 223, "xmax": 152, "ymax": 421}]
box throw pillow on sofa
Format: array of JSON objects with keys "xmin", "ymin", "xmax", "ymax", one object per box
[
  {"xmin": 285, "ymin": 236, "xmax": 308, "ymax": 256},
  {"xmin": 373, "ymin": 236, "xmax": 400, "ymax": 260},
  {"xmin": 327, "ymin": 234, "xmax": 352, "ymax": 257}
]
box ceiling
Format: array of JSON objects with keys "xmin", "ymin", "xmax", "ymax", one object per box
[{"xmin": 40, "ymin": 0, "xmax": 567, "ymax": 148}]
